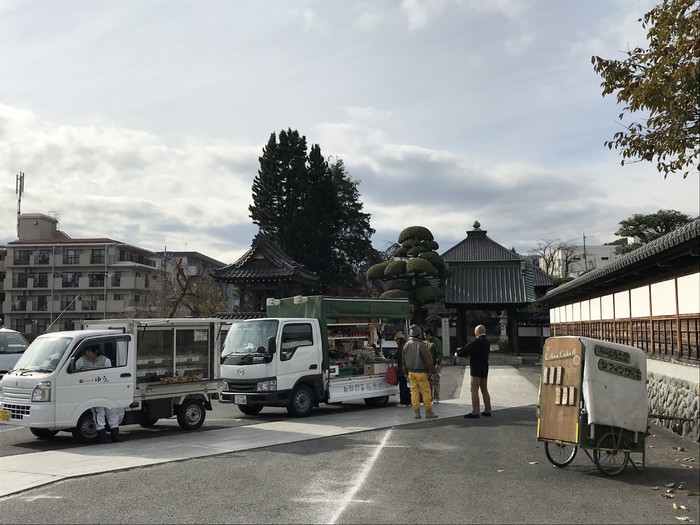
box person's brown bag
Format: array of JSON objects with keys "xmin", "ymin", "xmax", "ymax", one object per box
[{"xmin": 386, "ymin": 363, "xmax": 399, "ymax": 385}]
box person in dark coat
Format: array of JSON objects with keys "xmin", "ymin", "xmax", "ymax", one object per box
[
  {"xmin": 455, "ymin": 324, "xmax": 492, "ymax": 418},
  {"xmin": 393, "ymin": 332, "xmax": 411, "ymax": 407}
]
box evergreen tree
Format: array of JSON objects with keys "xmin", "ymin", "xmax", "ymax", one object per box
[{"xmin": 249, "ymin": 129, "xmax": 376, "ymax": 293}]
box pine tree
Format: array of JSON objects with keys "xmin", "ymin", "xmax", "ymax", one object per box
[
  {"xmin": 365, "ymin": 226, "xmax": 451, "ymax": 321},
  {"xmin": 249, "ymin": 129, "xmax": 376, "ymax": 293}
]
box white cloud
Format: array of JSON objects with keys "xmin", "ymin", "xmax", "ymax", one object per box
[{"xmin": 0, "ymin": 0, "xmax": 697, "ymax": 267}]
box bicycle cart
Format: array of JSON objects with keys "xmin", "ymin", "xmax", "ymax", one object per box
[{"xmin": 537, "ymin": 336, "xmax": 647, "ymax": 476}]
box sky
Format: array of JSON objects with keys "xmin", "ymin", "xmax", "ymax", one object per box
[{"xmin": 1, "ymin": 0, "xmax": 698, "ymax": 266}]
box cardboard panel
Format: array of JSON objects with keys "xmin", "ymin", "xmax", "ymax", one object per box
[{"xmin": 538, "ymin": 337, "xmax": 583, "ymax": 444}]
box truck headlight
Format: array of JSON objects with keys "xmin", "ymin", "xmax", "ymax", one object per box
[
  {"xmin": 256, "ymin": 380, "xmax": 277, "ymax": 392},
  {"xmin": 32, "ymin": 381, "xmax": 52, "ymax": 402}
]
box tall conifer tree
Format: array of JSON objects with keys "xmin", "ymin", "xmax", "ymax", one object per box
[{"xmin": 249, "ymin": 129, "xmax": 376, "ymax": 294}]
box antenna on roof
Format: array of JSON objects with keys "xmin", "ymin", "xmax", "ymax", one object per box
[{"xmin": 15, "ymin": 171, "xmax": 24, "ymax": 237}]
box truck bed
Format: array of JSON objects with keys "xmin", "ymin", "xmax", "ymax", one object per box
[{"xmin": 134, "ymin": 379, "xmax": 220, "ymax": 401}]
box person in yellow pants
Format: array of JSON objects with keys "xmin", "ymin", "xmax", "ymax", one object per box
[{"xmin": 402, "ymin": 324, "xmax": 438, "ymax": 419}]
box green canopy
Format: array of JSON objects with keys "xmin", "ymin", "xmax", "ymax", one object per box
[{"xmin": 267, "ymin": 295, "xmax": 411, "ymax": 320}]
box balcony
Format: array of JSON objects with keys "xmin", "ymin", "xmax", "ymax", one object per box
[{"xmin": 11, "ymin": 301, "xmax": 27, "ymax": 312}]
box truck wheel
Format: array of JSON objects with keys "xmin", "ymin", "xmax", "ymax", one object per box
[
  {"xmin": 238, "ymin": 404, "xmax": 263, "ymax": 416},
  {"xmin": 287, "ymin": 384, "xmax": 314, "ymax": 417},
  {"xmin": 30, "ymin": 428, "xmax": 59, "ymax": 439},
  {"xmin": 177, "ymin": 398, "xmax": 206, "ymax": 430},
  {"xmin": 72, "ymin": 410, "xmax": 98, "ymax": 444},
  {"xmin": 364, "ymin": 396, "xmax": 389, "ymax": 407},
  {"xmin": 140, "ymin": 417, "xmax": 159, "ymax": 427}
]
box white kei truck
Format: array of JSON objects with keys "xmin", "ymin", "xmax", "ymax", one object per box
[
  {"xmin": 219, "ymin": 295, "xmax": 411, "ymax": 416},
  {"xmin": 0, "ymin": 318, "xmax": 230, "ymax": 443}
]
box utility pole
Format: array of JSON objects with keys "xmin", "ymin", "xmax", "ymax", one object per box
[
  {"xmin": 583, "ymin": 233, "xmax": 588, "ymax": 271},
  {"xmin": 16, "ymin": 172, "xmax": 24, "ymax": 238}
]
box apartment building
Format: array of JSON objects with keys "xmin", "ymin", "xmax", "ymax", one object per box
[
  {"xmin": 2, "ymin": 214, "xmax": 159, "ymax": 339},
  {"xmin": 543, "ymin": 243, "xmax": 622, "ymax": 278}
]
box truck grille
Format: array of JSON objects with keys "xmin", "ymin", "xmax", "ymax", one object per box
[
  {"xmin": 222, "ymin": 381, "xmax": 257, "ymax": 393},
  {"xmin": 1, "ymin": 402, "xmax": 30, "ymax": 420}
]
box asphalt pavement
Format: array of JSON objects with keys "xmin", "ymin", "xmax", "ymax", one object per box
[{"xmin": 1, "ymin": 364, "xmax": 698, "ymax": 524}]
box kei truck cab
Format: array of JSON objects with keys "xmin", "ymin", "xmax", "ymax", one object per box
[
  {"xmin": 219, "ymin": 295, "xmax": 411, "ymax": 416},
  {"xmin": 0, "ymin": 318, "xmax": 230, "ymax": 443}
]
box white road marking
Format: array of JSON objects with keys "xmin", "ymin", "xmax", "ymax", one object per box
[{"xmin": 327, "ymin": 428, "xmax": 393, "ymax": 525}]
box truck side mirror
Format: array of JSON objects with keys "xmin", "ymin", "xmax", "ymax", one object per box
[
  {"xmin": 67, "ymin": 356, "xmax": 76, "ymax": 373},
  {"xmin": 267, "ymin": 336, "xmax": 276, "ymax": 356}
]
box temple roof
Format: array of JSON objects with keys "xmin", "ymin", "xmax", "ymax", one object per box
[
  {"xmin": 211, "ymin": 237, "xmax": 318, "ymax": 285},
  {"xmin": 441, "ymin": 221, "xmax": 552, "ymax": 306}
]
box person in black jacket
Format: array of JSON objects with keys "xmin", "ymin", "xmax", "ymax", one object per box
[
  {"xmin": 455, "ymin": 324, "xmax": 492, "ymax": 418},
  {"xmin": 393, "ymin": 331, "xmax": 411, "ymax": 407}
]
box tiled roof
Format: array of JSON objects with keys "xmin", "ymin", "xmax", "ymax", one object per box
[
  {"xmin": 531, "ymin": 263, "xmax": 555, "ymax": 288},
  {"xmin": 442, "ymin": 226, "xmax": 521, "ymax": 262},
  {"xmin": 538, "ymin": 217, "xmax": 700, "ymax": 306},
  {"xmin": 441, "ymin": 222, "xmax": 546, "ymax": 306},
  {"xmin": 211, "ymin": 238, "xmax": 318, "ymax": 284},
  {"xmin": 444, "ymin": 263, "xmax": 535, "ymax": 306}
]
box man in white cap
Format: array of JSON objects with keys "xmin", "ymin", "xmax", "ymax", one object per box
[{"xmin": 402, "ymin": 324, "xmax": 438, "ymax": 419}]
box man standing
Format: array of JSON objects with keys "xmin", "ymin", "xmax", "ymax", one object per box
[
  {"xmin": 402, "ymin": 324, "xmax": 438, "ymax": 419},
  {"xmin": 423, "ymin": 328, "xmax": 443, "ymax": 403},
  {"xmin": 75, "ymin": 344, "xmax": 124, "ymax": 443},
  {"xmin": 455, "ymin": 324, "xmax": 492, "ymax": 418},
  {"xmin": 394, "ymin": 332, "xmax": 411, "ymax": 407}
]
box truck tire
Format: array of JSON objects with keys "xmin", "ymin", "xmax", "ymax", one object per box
[
  {"xmin": 238, "ymin": 404, "xmax": 264, "ymax": 416},
  {"xmin": 364, "ymin": 396, "xmax": 390, "ymax": 407},
  {"xmin": 30, "ymin": 428, "xmax": 59, "ymax": 439},
  {"xmin": 287, "ymin": 384, "xmax": 314, "ymax": 417},
  {"xmin": 72, "ymin": 410, "xmax": 98, "ymax": 444},
  {"xmin": 177, "ymin": 398, "xmax": 206, "ymax": 430}
]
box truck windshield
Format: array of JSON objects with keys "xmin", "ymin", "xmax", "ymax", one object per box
[
  {"xmin": 222, "ymin": 320, "xmax": 278, "ymax": 357},
  {"xmin": 12, "ymin": 336, "xmax": 73, "ymax": 372}
]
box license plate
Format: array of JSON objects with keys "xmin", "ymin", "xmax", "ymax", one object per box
[
  {"xmin": 234, "ymin": 395, "xmax": 247, "ymax": 405},
  {"xmin": 0, "ymin": 409, "xmax": 10, "ymax": 422}
]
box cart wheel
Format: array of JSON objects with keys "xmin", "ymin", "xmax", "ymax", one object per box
[
  {"xmin": 593, "ymin": 431, "xmax": 630, "ymax": 476},
  {"xmin": 544, "ymin": 441, "xmax": 578, "ymax": 467}
]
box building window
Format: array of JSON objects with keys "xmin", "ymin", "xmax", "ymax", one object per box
[
  {"xmin": 112, "ymin": 272, "xmax": 122, "ymax": 286},
  {"xmin": 34, "ymin": 296, "xmax": 49, "ymax": 311},
  {"xmin": 601, "ymin": 256, "xmax": 609, "ymax": 261},
  {"xmin": 35, "ymin": 318, "xmax": 49, "ymax": 334},
  {"xmin": 36, "ymin": 273, "xmax": 49, "ymax": 288},
  {"xmin": 14, "ymin": 250, "xmax": 31, "ymax": 265},
  {"xmin": 62, "ymin": 272, "xmax": 81, "ymax": 287},
  {"xmin": 64, "ymin": 249, "xmax": 80, "ymax": 264},
  {"xmin": 11, "ymin": 296, "xmax": 26, "ymax": 311},
  {"xmin": 91, "ymin": 249, "xmax": 105, "ymax": 264},
  {"xmin": 62, "ymin": 318, "xmax": 81, "ymax": 331},
  {"xmin": 35, "ymin": 250, "xmax": 52, "ymax": 264},
  {"xmin": 89, "ymin": 273, "xmax": 106, "ymax": 287},
  {"xmin": 114, "ymin": 294, "xmax": 124, "ymax": 300},
  {"xmin": 13, "ymin": 274, "xmax": 28, "ymax": 288},
  {"xmin": 61, "ymin": 295, "xmax": 77, "ymax": 310}
]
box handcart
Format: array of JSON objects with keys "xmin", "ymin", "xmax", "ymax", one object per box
[{"xmin": 536, "ymin": 336, "xmax": 648, "ymax": 476}]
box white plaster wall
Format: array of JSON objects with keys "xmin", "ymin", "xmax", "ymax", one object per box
[
  {"xmin": 615, "ymin": 291, "xmax": 631, "ymax": 318},
  {"xmin": 678, "ymin": 273, "xmax": 700, "ymax": 314},
  {"xmin": 590, "ymin": 297, "xmax": 602, "ymax": 321},
  {"xmin": 565, "ymin": 303, "xmax": 574, "ymax": 323},
  {"xmin": 572, "ymin": 301, "xmax": 581, "ymax": 322},
  {"xmin": 630, "ymin": 286, "xmax": 650, "ymax": 318},
  {"xmin": 647, "ymin": 358, "xmax": 700, "ymax": 384},
  {"xmin": 651, "ymin": 280, "xmax": 677, "ymax": 316},
  {"xmin": 601, "ymin": 294, "xmax": 615, "ymax": 320},
  {"xmin": 581, "ymin": 299, "xmax": 591, "ymax": 321}
]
